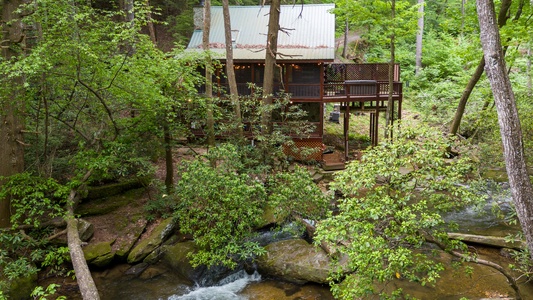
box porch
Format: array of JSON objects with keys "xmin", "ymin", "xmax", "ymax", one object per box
[{"xmin": 194, "ymin": 62, "xmax": 403, "ymax": 163}]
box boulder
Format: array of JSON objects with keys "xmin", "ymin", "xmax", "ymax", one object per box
[
  {"xmin": 160, "ymin": 241, "xmax": 200, "ymax": 282},
  {"xmin": 113, "ymin": 218, "xmax": 147, "ymax": 260},
  {"xmin": 256, "ymin": 238, "xmax": 331, "ymax": 284},
  {"xmin": 83, "ymin": 240, "xmax": 115, "ymax": 268},
  {"xmin": 127, "ymin": 218, "xmax": 175, "ymax": 264},
  {"xmin": 1, "ymin": 271, "xmax": 37, "ymax": 300},
  {"xmin": 77, "ymin": 218, "xmax": 94, "ymax": 242}
]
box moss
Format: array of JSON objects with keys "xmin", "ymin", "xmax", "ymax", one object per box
[
  {"xmin": 83, "ymin": 241, "xmax": 113, "ymax": 262},
  {"xmin": 85, "ymin": 176, "xmax": 150, "ymax": 200},
  {"xmin": 127, "ymin": 218, "xmax": 175, "ymax": 264},
  {"xmin": 76, "ymin": 188, "xmax": 145, "ymax": 216},
  {"xmin": 1, "ymin": 271, "xmax": 38, "ymax": 300}
]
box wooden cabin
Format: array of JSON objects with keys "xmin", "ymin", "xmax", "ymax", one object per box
[{"xmin": 187, "ymin": 4, "xmax": 402, "ymax": 162}]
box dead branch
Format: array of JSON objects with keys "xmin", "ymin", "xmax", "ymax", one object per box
[{"xmin": 15, "ymin": 139, "xmax": 31, "ymax": 146}]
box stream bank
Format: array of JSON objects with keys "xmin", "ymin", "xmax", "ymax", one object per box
[{"xmin": 32, "ymin": 166, "xmax": 533, "ymax": 299}]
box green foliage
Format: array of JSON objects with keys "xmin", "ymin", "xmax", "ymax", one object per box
[
  {"xmin": 334, "ymin": 0, "xmax": 419, "ymax": 61},
  {"xmin": 314, "ymin": 124, "xmax": 485, "ymax": 299},
  {"xmin": 0, "ymin": 173, "xmax": 68, "ymax": 228},
  {"xmin": 216, "ymin": 86, "xmax": 317, "ymax": 171},
  {"xmin": 31, "ymin": 284, "xmax": 66, "ymax": 300},
  {"xmin": 173, "ymin": 145, "xmax": 267, "ymax": 268},
  {"xmin": 170, "ymin": 142, "xmax": 330, "ymax": 269},
  {"xmin": 144, "ymin": 190, "xmax": 178, "ymax": 221},
  {"xmin": 267, "ymin": 165, "xmax": 329, "ymax": 222},
  {"xmin": 0, "ymin": 174, "xmax": 72, "ymax": 297}
]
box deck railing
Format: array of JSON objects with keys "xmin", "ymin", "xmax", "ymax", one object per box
[
  {"xmin": 207, "ymin": 81, "xmax": 401, "ymax": 100},
  {"xmin": 198, "ymin": 63, "xmax": 402, "ymax": 100}
]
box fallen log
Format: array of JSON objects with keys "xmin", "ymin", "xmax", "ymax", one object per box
[
  {"xmin": 447, "ymin": 232, "xmax": 526, "ymax": 250},
  {"xmin": 66, "ymin": 171, "xmax": 100, "ymax": 300}
]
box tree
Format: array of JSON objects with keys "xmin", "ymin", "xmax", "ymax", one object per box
[
  {"xmin": 476, "ymin": 0, "xmax": 533, "ymax": 260},
  {"xmin": 385, "ymin": 0, "xmax": 396, "ymax": 137},
  {"xmin": 449, "ymin": 0, "xmax": 517, "ymax": 136},
  {"xmin": 0, "ymin": 0, "xmax": 25, "ymax": 228},
  {"xmin": 315, "ymin": 125, "xmax": 486, "ymax": 299},
  {"xmin": 261, "ymin": 0, "xmax": 280, "ymax": 133},
  {"xmin": 222, "ymin": 0, "xmax": 242, "ymax": 136},
  {"xmin": 415, "ymin": 0, "xmax": 424, "ymax": 75},
  {"xmin": 203, "ymin": 0, "xmax": 215, "ymax": 147}
]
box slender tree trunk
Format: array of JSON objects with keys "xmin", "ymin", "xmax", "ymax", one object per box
[
  {"xmin": 163, "ymin": 122, "xmax": 174, "ymax": 194},
  {"xmin": 449, "ymin": 57, "xmax": 485, "ymax": 136},
  {"xmin": 527, "ymin": 42, "xmax": 533, "ymax": 96},
  {"xmin": 203, "ymin": 0, "xmax": 215, "ymax": 146},
  {"xmin": 221, "ymin": 0, "xmax": 242, "ymax": 136},
  {"xmin": 415, "ymin": 0, "xmax": 424, "ymax": 76},
  {"xmin": 477, "ymin": 0, "xmax": 533, "ymax": 260},
  {"xmin": 385, "ymin": 0, "xmax": 395, "ymax": 139},
  {"xmin": 145, "ymin": 0, "xmax": 157, "ymax": 44},
  {"xmin": 342, "ymin": 19, "xmax": 348, "ymax": 59},
  {"xmin": 124, "ymin": 0, "xmax": 134, "ymax": 24},
  {"xmin": 262, "ymin": 0, "xmax": 280, "ymax": 133},
  {"xmin": 449, "ymin": 0, "xmax": 512, "ymax": 136},
  {"xmin": 1, "ymin": 0, "xmax": 26, "ymax": 228}
]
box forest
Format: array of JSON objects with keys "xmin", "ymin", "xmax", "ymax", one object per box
[{"xmin": 1, "ymin": 0, "xmax": 533, "ymax": 299}]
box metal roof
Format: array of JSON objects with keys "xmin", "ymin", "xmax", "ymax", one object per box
[{"xmin": 187, "ymin": 4, "xmax": 335, "ymax": 61}]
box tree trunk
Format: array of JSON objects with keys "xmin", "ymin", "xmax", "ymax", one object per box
[
  {"xmin": 145, "ymin": 0, "xmax": 157, "ymax": 44},
  {"xmin": 1, "ymin": 0, "xmax": 26, "ymax": 228},
  {"xmin": 262, "ymin": 0, "xmax": 280, "ymax": 133},
  {"xmin": 163, "ymin": 122, "xmax": 174, "ymax": 194},
  {"xmin": 415, "ymin": 0, "xmax": 424, "ymax": 76},
  {"xmin": 221, "ymin": 0, "xmax": 242, "ymax": 136},
  {"xmin": 385, "ymin": 0, "xmax": 395, "ymax": 139},
  {"xmin": 66, "ymin": 171, "xmax": 101, "ymax": 300},
  {"xmin": 527, "ymin": 42, "xmax": 533, "ymax": 96},
  {"xmin": 449, "ymin": 57, "xmax": 485, "ymax": 136},
  {"xmin": 342, "ymin": 19, "xmax": 348, "ymax": 59},
  {"xmin": 203, "ymin": 0, "xmax": 215, "ymax": 147},
  {"xmin": 449, "ymin": 0, "xmax": 512, "ymax": 136},
  {"xmin": 477, "ymin": 0, "xmax": 533, "ymax": 261},
  {"xmin": 124, "ymin": 0, "xmax": 134, "ymax": 24}
]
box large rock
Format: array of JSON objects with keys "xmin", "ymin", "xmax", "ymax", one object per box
[
  {"xmin": 256, "ymin": 238, "xmax": 331, "ymax": 284},
  {"xmin": 160, "ymin": 241, "xmax": 201, "ymax": 282},
  {"xmin": 127, "ymin": 218, "xmax": 175, "ymax": 264},
  {"xmin": 83, "ymin": 240, "xmax": 115, "ymax": 268},
  {"xmin": 113, "ymin": 218, "xmax": 148, "ymax": 260},
  {"xmin": 78, "ymin": 218, "xmax": 94, "ymax": 242},
  {"xmin": 1, "ymin": 271, "xmax": 37, "ymax": 300}
]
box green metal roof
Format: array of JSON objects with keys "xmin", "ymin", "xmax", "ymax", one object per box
[{"xmin": 187, "ymin": 4, "xmax": 335, "ymax": 61}]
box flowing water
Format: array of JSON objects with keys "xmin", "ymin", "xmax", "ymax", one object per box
[
  {"xmin": 443, "ymin": 183, "xmax": 520, "ymax": 236},
  {"xmin": 92, "ymin": 184, "xmax": 533, "ymax": 300}
]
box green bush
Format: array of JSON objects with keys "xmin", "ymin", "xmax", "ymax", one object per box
[{"xmin": 315, "ymin": 124, "xmax": 485, "ymax": 299}]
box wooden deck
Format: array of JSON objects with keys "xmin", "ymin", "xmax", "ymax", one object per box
[{"xmin": 193, "ymin": 63, "xmax": 403, "ymax": 162}]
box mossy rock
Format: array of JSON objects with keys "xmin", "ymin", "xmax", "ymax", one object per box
[
  {"xmin": 160, "ymin": 241, "xmax": 202, "ymax": 282},
  {"xmin": 114, "ymin": 218, "xmax": 148, "ymax": 260},
  {"xmin": 76, "ymin": 188, "xmax": 145, "ymax": 216},
  {"xmin": 256, "ymin": 238, "xmax": 331, "ymax": 284},
  {"xmin": 259, "ymin": 204, "xmax": 289, "ymax": 228},
  {"xmin": 85, "ymin": 176, "xmax": 150, "ymax": 200},
  {"xmin": 127, "ymin": 218, "xmax": 176, "ymax": 264},
  {"xmin": 83, "ymin": 240, "xmax": 115, "ymax": 268},
  {"xmin": 1, "ymin": 270, "xmax": 38, "ymax": 300}
]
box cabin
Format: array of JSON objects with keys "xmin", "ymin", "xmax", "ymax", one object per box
[{"xmin": 187, "ymin": 4, "xmax": 402, "ymax": 163}]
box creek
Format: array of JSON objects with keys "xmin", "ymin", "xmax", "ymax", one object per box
[{"xmin": 90, "ymin": 183, "xmax": 533, "ymax": 300}]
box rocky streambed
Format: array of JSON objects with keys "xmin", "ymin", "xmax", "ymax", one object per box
[{"xmin": 23, "ymin": 175, "xmax": 533, "ymax": 299}]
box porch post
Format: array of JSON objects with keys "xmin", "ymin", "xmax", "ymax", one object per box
[{"xmin": 344, "ymin": 102, "xmax": 350, "ymax": 160}]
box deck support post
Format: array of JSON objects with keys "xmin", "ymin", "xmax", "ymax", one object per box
[
  {"xmin": 344, "ymin": 101, "xmax": 350, "ymax": 160},
  {"xmin": 370, "ymin": 109, "xmax": 379, "ymax": 146}
]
